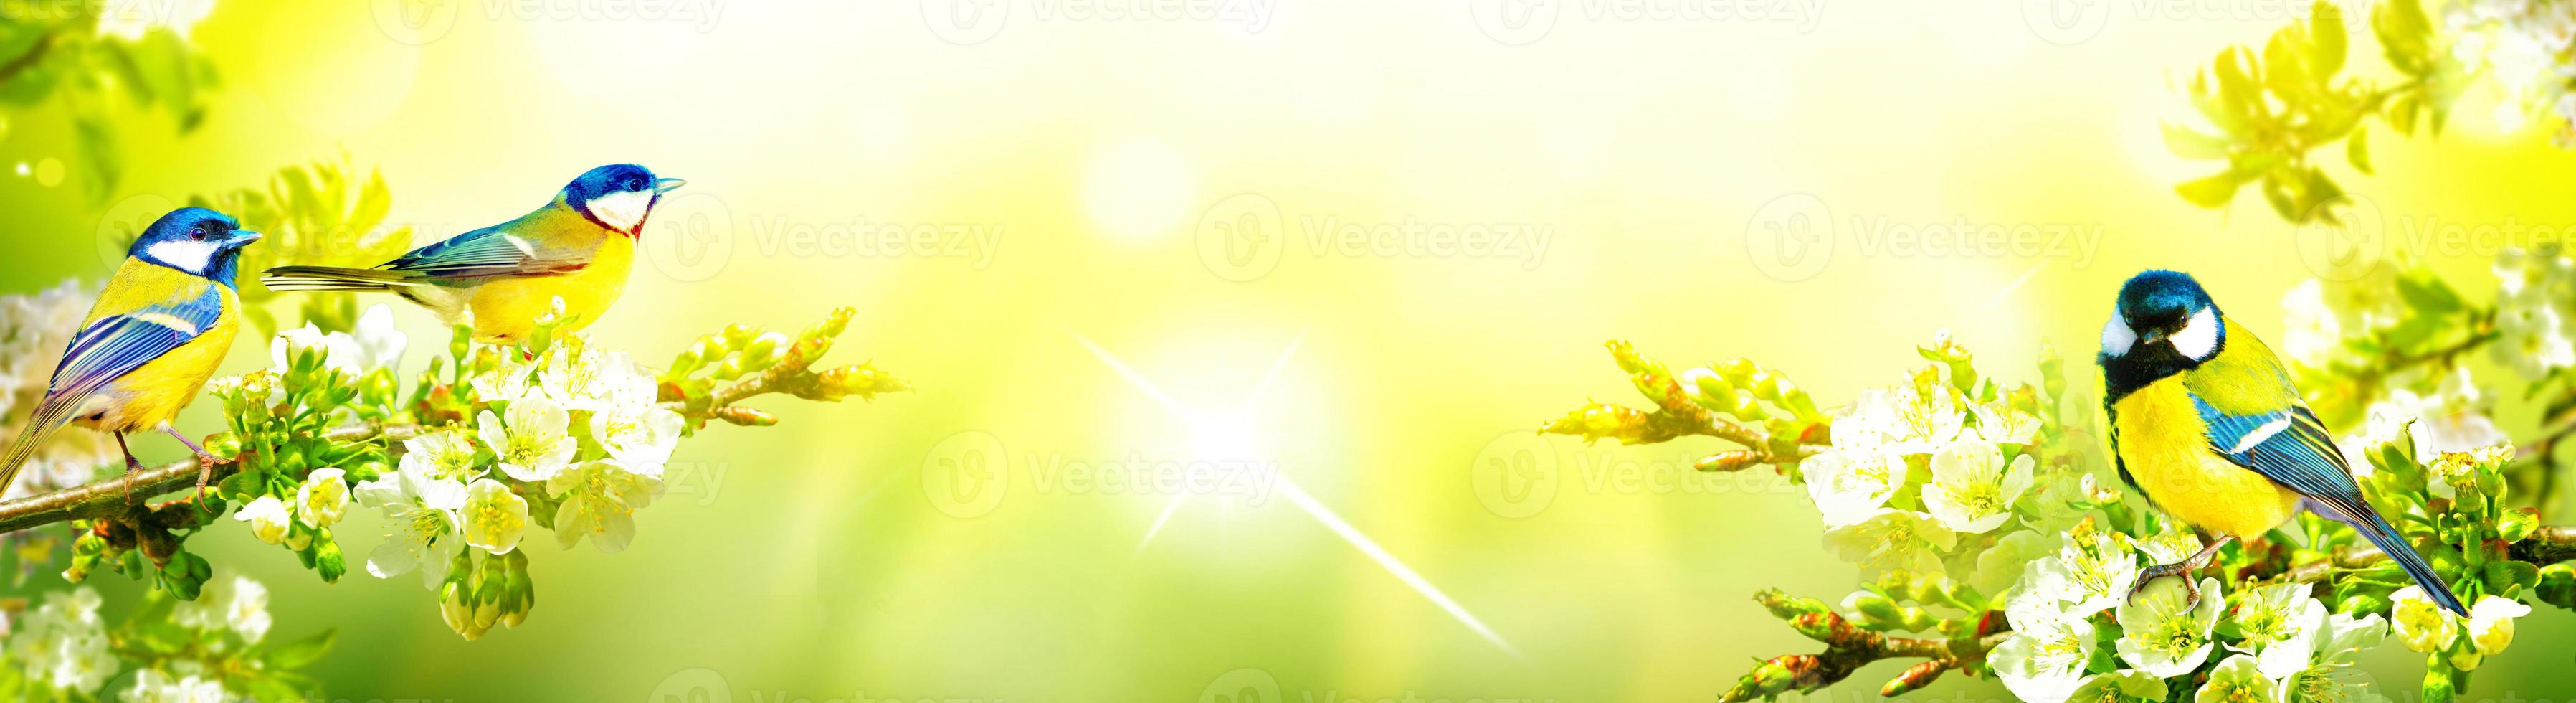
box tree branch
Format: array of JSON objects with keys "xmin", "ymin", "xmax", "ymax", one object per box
[
  {"xmin": 0, "ymin": 363, "xmax": 854, "ymax": 534},
  {"xmin": 1719, "ymin": 605, "xmax": 2010, "ymax": 701}
]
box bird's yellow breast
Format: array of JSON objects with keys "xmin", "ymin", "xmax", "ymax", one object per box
[
  {"xmin": 466, "ymin": 231, "xmax": 635, "ymax": 344},
  {"xmin": 2111, "ymin": 375, "xmax": 2301, "ymax": 539}
]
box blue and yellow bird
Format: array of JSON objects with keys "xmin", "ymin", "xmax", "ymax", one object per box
[
  {"xmin": 260, "ymin": 164, "xmax": 683, "ymax": 344},
  {"xmin": 2100, "ymin": 270, "xmax": 2467, "ymax": 615},
  {"xmin": 0, "ymin": 208, "xmax": 260, "ymax": 496}
]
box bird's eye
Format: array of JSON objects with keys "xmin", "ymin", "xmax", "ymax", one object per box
[
  {"xmin": 189, "ymin": 227, "xmax": 206, "ymax": 241},
  {"xmin": 628, "ymin": 177, "xmax": 645, "ymax": 191}
]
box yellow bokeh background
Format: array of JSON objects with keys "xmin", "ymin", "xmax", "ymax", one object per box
[{"xmin": 5, "ymin": 0, "xmax": 2576, "ymax": 699}]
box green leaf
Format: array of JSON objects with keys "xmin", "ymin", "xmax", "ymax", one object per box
[
  {"xmin": 2313, "ymin": 2, "xmax": 2348, "ymax": 77},
  {"xmin": 2177, "ymin": 171, "xmax": 2245, "ymax": 208},
  {"xmin": 265, "ymin": 628, "xmax": 338, "ymax": 669},
  {"xmin": 2347, "ymin": 124, "xmax": 2372, "ymax": 174},
  {"xmin": 2396, "ymin": 273, "xmax": 2465, "ymax": 314}
]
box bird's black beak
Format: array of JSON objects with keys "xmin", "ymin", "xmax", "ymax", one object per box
[
  {"xmin": 224, "ymin": 230, "xmax": 263, "ymax": 249},
  {"xmin": 653, "ymin": 177, "xmax": 686, "ymax": 195},
  {"xmin": 2139, "ymin": 327, "xmax": 2169, "ymax": 346}
]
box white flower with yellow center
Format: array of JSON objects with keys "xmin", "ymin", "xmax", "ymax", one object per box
[
  {"xmin": 1883, "ymin": 376, "xmax": 1965, "ymax": 455},
  {"xmin": 2391, "ymin": 585, "xmax": 2461, "ymax": 653},
  {"xmin": 1802, "ymin": 447, "xmax": 1904, "ymax": 529},
  {"xmin": 2193, "ymin": 654, "xmax": 2286, "ymax": 703},
  {"xmin": 1992, "ymin": 589, "xmax": 2095, "ymax": 702},
  {"xmin": 548, "ymin": 458, "xmax": 666, "ymax": 553},
  {"xmin": 2286, "ymin": 613, "xmax": 2387, "ymax": 703},
  {"xmin": 469, "ymin": 351, "xmax": 543, "ymax": 405},
  {"xmin": 1971, "ymin": 401, "xmax": 2043, "ymax": 445},
  {"xmin": 2033, "ymin": 520, "xmax": 2138, "ymax": 617},
  {"xmin": 460, "ymin": 478, "xmax": 531, "ymax": 555},
  {"xmin": 171, "ymin": 569, "xmax": 270, "ymax": 644},
  {"xmin": 541, "ymin": 344, "xmax": 656, "ymax": 411},
  {"xmin": 2224, "ymin": 582, "xmax": 2326, "ymax": 679},
  {"xmin": 356, "ymin": 463, "xmax": 467, "ymax": 588},
  {"xmin": 399, "ymin": 428, "xmax": 487, "ymax": 483},
  {"xmin": 478, "ymin": 397, "xmax": 577, "ymax": 483},
  {"xmin": 1921, "ymin": 438, "xmax": 2034, "ymax": 534},
  {"xmin": 295, "ymin": 467, "xmax": 351, "ymax": 529},
  {"xmin": 2466, "ymin": 595, "xmax": 2532, "ymax": 656},
  {"xmin": 592, "ymin": 405, "xmax": 685, "ymax": 473},
  {"xmin": 232, "ymin": 495, "xmax": 291, "ymax": 545},
  {"xmin": 1822, "ymin": 509, "xmax": 1954, "ymax": 577},
  {"xmin": 2114, "ymin": 577, "xmax": 2222, "ymax": 677}
]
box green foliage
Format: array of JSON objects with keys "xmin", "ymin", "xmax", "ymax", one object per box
[
  {"xmin": 191, "ymin": 154, "xmax": 417, "ymax": 335},
  {"xmin": 2167, "ymin": 0, "xmax": 2466, "ymax": 222},
  {"xmin": 0, "ymin": 6, "xmax": 218, "ymax": 202}
]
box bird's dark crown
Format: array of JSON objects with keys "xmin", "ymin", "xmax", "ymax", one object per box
[
  {"xmin": 2116, "ymin": 269, "xmax": 2217, "ymax": 334},
  {"xmin": 563, "ymin": 164, "xmax": 660, "ymax": 205}
]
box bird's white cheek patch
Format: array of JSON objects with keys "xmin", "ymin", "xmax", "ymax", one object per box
[
  {"xmin": 586, "ymin": 191, "xmax": 652, "ymax": 233},
  {"xmin": 2100, "ymin": 316, "xmax": 2135, "ymax": 357},
  {"xmin": 144, "ymin": 240, "xmax": 219, "ymax": 275},
  {"xmin": 2172, "ymin": 306, "xmax": 2220, "ymax": 361}
]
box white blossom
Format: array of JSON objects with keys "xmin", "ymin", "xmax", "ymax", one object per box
[
  {"xmin": 1921, "ymin": 438, "xmax": 2034, "ymax": 534},
  {"xmin": 548, "ymin": 459, "xmax": 665, "ymax": 553},
  {"xmin": 478, "ymin": 397, "xmax": 577, "ymax": 483},
  {"xmin": 1993, "ymin": 589, "xmax": 2096, "ymax": 702},
  {"xmin": 2114, "ymin": 577, "xmax": 2222, "ymax": 677},
  {"xmin": 356, "ymin": 462, "xmax": 467, "ymax": 588},
  {"xmin": 2390, "ymin": 585, "xmax": 2460, "ymax": 653},
  {"xmin": 1822, "ymin": 509, "xmax": 1954, "ymax": 577},
  {"xmin": 460, "ymin": 478, "xmax": 530, "ymax": 555},
  {"xmin": 295, "ymin": 467, "xmax": 351, "ymax": 528},
  {"xmin": 2224, "ymin": 582, "xmax": 2327, "ymax": 680},
  {"xmin": 232, "ymin": 495, "xmax": 290, "ymax": 545}
]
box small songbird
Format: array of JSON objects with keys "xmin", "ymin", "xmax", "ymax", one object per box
[
  {"xmin": 0, "ymin": 208, "xmax": 260, "ymax": 496},
  {"xmin": 2100, "ymin": 270, "xmax": 2467, "ymax": 615},
  {"xmin": 260, "ymin": 164, "xmax": 683, "ymax": 344}
]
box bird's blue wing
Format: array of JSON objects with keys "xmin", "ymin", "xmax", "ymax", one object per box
[
  {"xmin": 45, "ymin": 289, "xmax": 225, "ymax": 400},
  {"xmin": 2190, "ymin": 392, "xmax": 2469, "ymax": 614},
  {"xmin": 383, "ymin": 222, "xmax": 589, "ymax": 280},
  {"xmin": 2191, "ymin": 397, "xmax": 2362, "ymax": 501}
]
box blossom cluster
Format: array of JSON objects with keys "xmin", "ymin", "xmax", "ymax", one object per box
[
  {"xmin": 1547, "ymin": 252, "xmax": 2565, "ymax": 702},
  {"xmin": 2450, "ymin": 0, "xmax": 2576, "ymax": 145},
  {"xmin": 0, "ymin": 570, "xmax": 333, "ymax": 702}
]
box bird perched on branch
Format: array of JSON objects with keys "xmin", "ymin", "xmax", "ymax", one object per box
[
  {"xmin": 2100, "ymin": 270, "xmax": 2467, "ymax": 615},
  {"xmin": 0, "ymin": 207, "xmax": 260, "ymax": 498},
  {"xmin": 261, "ymin": 164, "xmax": 683, "ymax": 344}
]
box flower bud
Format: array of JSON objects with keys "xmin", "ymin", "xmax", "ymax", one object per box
[
  {"xmin": 1878, "ymin": 661, "xmax": 1945, "ymax": 697},
  {"xmin": 2539, "ymin": 565, "xmax": 2576, "ymax": 609}
]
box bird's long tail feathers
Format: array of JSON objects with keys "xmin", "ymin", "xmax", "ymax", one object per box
[
  {"xmin": 2327, "ymin": 501, "xmax": 2469, "ymax": 615},
  {"xmin": 260, "ymin": 266, "xmax": 422, "ymax": 293},
  {"xmin": 0, "ymin": 394, "xmax": 83, "ymax": 497}
]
